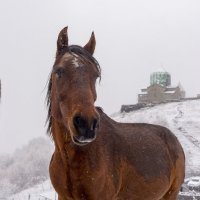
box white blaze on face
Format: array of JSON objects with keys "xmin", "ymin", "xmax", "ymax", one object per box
[
  {"xmin": 60, "ymin": 53, "xmax": 81, "ymax": 68},
  {"xmin": 72, "ymin": 57, "xmax": 80, "ymax": 68}
]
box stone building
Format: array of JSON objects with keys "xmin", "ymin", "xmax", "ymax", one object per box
[{"xmin": 138, "ymin": 71, "xmax": 185, "ymax": 104}]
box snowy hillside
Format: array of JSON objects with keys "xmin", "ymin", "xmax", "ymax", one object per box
[
  {"xmin": 8, "ymin": 180, "xmax": 57, "ymax": 200},
  {"xmin": 8, "ymin": 100, "xmax": 200, "ymax": 199},
  {"xmin": 113, "ymin": 99, "xmax": 200, "ymax": 177}
]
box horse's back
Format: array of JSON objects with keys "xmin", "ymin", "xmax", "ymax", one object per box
[{"xmin": 117, "ymin": 122, "xmax": 184, "ymax": 164}]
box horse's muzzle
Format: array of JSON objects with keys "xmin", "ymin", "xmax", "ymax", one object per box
[{"xmin": 72, "ymin": 115, "xmax": 99, "ymax": 145}]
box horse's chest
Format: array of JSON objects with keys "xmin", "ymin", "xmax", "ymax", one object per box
[
  {"xmin": 65, "ymin": 159, "xmax": 119, "ymax": 200},
  {"xmin": 67, "ymin": 168, "xmax": 105, "ymax": 199},
  {"xmin": 50, "ymin": 150, "xmax": 115, "ymax": 199}
]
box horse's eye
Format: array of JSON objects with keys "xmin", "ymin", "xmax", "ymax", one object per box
[{"xmin": 55, "ymin": 68, "xmax": 64, "ymax": 79}]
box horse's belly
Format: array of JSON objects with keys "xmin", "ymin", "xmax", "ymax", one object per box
[
  {"xmin": 117, "ymin": 166, "xmax": 171, "ymax": 200},
  {"xmin": 118, "ymin": 178, "xmax": 170, "ymax": 200}
]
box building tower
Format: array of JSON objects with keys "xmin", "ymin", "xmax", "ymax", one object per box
[{"xmin": 150, "ymin": 71, "xmax": 171, "ymax": 87}]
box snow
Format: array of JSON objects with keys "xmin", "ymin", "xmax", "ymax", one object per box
[
  {"xmin": 179, "ymin": 191, "xmax": 200, "ymax": 197},
  {"xmin": 188, "ymin": 177, "xmax": 200, "ymax": 187},
  {"xmin": 164, "ymin": 90, "xmax": 175, "ymax": 94},
  {"xmin": 8, "ymin": 100, "xmax": 200, "ymax": 199},
  {"xmin": 8, "ymin": 180, "xmax": 57, "ymax": 200}
]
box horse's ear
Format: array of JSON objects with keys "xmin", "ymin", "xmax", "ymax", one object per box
[
  {"xmin": 56, "ymin": 27, "xmax": 68, "ymax": 56},
  {"xmin": 84, "ymin": 32, "xmax": 96, "ymax": 55}
]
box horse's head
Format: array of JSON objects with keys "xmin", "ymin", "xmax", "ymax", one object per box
[{"xmin": 48, "ymin": 27, "xmax": 101, "ymax": 146}]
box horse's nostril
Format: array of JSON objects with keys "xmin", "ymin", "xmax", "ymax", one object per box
[
  {"xmin": 91, "ymin": 118, "xmax": 99, "ymax": 131},
  {"xmin": 73, "ymin": 115, "xmax": 86, "ymax": 128},
  {"xmin": 73, "ymin": 115, "xmax": 99, "ymax": 138}
]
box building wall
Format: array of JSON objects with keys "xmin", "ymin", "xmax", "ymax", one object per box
[
  {"xmin": 138, "ymin": 84, "xmax": 184, "ymax": 103},
  {"xmin": 147, "ymin": 84, "xmax": 165, "ymax": 103},
  {"xmin": 138, "ymin": 94, "xmax": 148, "ymax": 103}
]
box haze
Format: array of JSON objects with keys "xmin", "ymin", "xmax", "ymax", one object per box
[{"xmin": 0, "ymin": 0, "xmax": 200, "ymax": 153}]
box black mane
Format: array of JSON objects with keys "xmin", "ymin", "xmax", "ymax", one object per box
[{"xmin": 46, "ymin": 45, "xmax": 101, "ymax": 136}]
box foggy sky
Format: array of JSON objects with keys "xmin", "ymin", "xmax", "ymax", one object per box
[{"xmin": 0, "ymin": 0, "xmax": 200, "ymax": 153}]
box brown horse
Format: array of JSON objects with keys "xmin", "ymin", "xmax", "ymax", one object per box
[{"xmin": 47, "ymin": 27, "xmax": 185, "ymax": 200}]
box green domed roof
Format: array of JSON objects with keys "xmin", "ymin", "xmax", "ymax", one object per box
[{"xmin": 150, "ymin": 71, "xmax": 171, "ymax": 87}]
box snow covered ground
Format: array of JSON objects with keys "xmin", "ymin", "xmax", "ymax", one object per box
[
  {"xmin": 8, "ymin": 180, "xmax": 57, "ymax": 200},
  {"xmin": 8, "ymin": 100, "xmax": 200, "ymax": 199}
]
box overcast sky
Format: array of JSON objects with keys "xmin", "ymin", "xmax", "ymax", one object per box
[{"xmin": 0, "ymin": 0, "xmax": 200, "ymax": 153}]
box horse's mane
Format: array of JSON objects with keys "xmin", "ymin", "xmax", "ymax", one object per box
[{"xmin": 46, "ymin": 45, "xmax": 101, "ymax": 136}]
